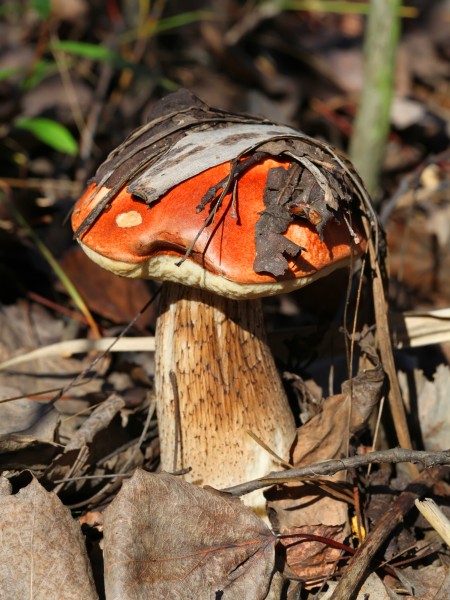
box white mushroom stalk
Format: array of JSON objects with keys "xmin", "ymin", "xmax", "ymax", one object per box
[{"xmin": 156, "ymin": 283, "xmax": 296, "ymax": 502}]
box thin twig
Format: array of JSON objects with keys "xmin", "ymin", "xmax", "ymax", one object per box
[
  {"xmin": 169, "ymin": 370, "xmax": 182, "ymax": 473},
  {"xmin": 76, "ymin": 58, "xmax": 114, "ymax": 185},
  {"xmin": 221, "ymin": 449, "xmax": 450, "ymax": 497},
  {"xmin": 366, "ymin": 231, "xmax": 419, "ymax": 478},
  {"xmin": 48, "ymin": 290, "xmax": 160, "ymax": 405}
]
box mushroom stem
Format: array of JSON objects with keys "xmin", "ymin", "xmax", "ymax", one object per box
[{"xmin": 155, "ymin": 282, "xmax": 296, "ymax": 504}]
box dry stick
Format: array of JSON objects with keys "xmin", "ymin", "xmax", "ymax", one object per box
[
  {"xmin": 346, "ymin": 0, "xmax": 415, "ymax": 479},
  {"xmin": 76, "ymin": 59, "xmax": 114, "ymax": 185},
  {"xmin": 222, "ymin": 449, "xmax": 450, "ymax": 497},
  {"xmin": 51, "ymin": 34, "xmax": 87, "ymax": 136},
  {"xmin": 169, "ymin": 370, "xmax": 183, "ymax": 474},
  {"xmin": 329, "ymin": 466, "xmax": 443, "ymax": 600},
  {"xmin": 367, "ymin": 233, "xmax": 419, "ymax": 479},
  {"xmin": 0, "ymin": 177, "xmax": 81, "ymax": 194}
]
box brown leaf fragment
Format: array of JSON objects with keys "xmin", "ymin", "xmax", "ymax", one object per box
[
  {"xmin": 280, "ymin": 524, "xmax": 344, "ymax": 582},
  {"xmin": 292, "ymin": 393, "xmax": 351, "ymax": 472},
  {"xmin": 0, "ymin": 476, "xmax": 98, "ymax": 600},
  {"xmin": 0, "ymin": 391, "xmax": 61, "ymax": 471},
  {"xmin": 0, "ymin": 436, "xmax": 60, "ymax": 470},
  {"xmin": 0, "ymin": 391, "xmax": 53, "ymax": 437},
  {"xmin": 0, "ymin": 302, "xmax": 104, "ymax": 403},
  {"xmin": 393, "ymin": 564, "xmax": 449, "ymax": 600},
  {"xmin": 342, "ymin": 361, "xmax": 385, "ymax": 433},
  {"xmin": 59, "ymin": 247, "xmax": 155, "ymax": 329},
  {"xmin": 65, "ymin": 392, "xmax": 125, "ymax": 451},
  {"xmin": 254, "ymin": 165, "xmax": 304, "ymax": 276},
  {"xmin": 103, "ymin": 470, "xmax": 276, "ymax": 600},
  {"xmin": 268, "ymin": 365, "xmax": 383, "ymax": 561}
]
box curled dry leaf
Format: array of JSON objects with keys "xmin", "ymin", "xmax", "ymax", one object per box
[
  {"xmin": 268, "ymin": 393, "xmax": 352, "ymax": 533},
  {"xmin": 0, "ymin": 476, "xmax": 98, "ymax": 600},
  {"xmin": 0, "ymin": 391, "xmax": 61, "ymax": 472},
  {"xmin": 342, "ymin": 360, "xmax": 385, "ymax": 433},
  {"xmin": 103, "ymin": 470, "xmax": 276, "ymax": 600}
]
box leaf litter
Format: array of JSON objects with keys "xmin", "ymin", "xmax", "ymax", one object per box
[
  {"xmin": 0, "ymin": 3, "xmax": 449, "ymax": 598},
  {"xmin": 103, "ymin": 471, "xmax": 276, "ymax": 600},
  {"xmin": 268, "ymin": 362, "xmax": 384, "ymax": 584},
  {"xmin": 0, "ymin": 475, "xmax": 98, "ymax": 600}
]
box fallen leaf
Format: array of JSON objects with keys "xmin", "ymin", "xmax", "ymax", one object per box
[
  {"xmin": 0, "ymin": 392, "xmax": 60, "ymax": 471},
  {"xmin": 59, "ymin": 247, "xmax": 156, "ymax": 329},
  {"xmin": 0, "ymin": 391, "xmax": 52, "ymax": 436},
  {"xmin": 280, "ymin": 524, "xmax": 344, "ymax": 582},
  {"xmin": 0, "ymin": 301, "xmax": 104, "ymax": 399},
  {"xmin": 103, "ymin": 470, "xmax": 276, "ymax": 599},
  {"xmin": 0, "ymin": 475, "xmax": 98, "ymax": 600}
]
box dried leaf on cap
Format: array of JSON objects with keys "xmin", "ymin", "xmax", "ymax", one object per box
[{"xmin": 74, "ymin": 90, "xmax": 377, "ymax": 279}]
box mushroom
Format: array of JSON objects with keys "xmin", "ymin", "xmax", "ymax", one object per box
[{"xmin": 71, "ymin": 91, "xmax": 369, "ymax": 511}]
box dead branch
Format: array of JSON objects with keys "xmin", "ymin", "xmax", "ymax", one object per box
[{"xmin": 221, "ymin": 449, "xmax": 450, "ymax": 497}]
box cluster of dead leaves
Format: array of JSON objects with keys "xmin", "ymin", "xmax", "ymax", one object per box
[
  {"xmin": 0, "ymin": 358, "xmax": 392, "ymax": 600},
  {"xmin": 1, "ymin": 291, "xmax": 448, "ymax": 599},
  {"xmin": 0, "ymin": 300, "xmax": 156, "ymax": 513},
  {"xmin": 0, "ymin": 472, "xmax": 277, "ymax": 600}
]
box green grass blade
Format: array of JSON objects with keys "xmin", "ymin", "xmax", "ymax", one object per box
[
  {"xmin": 120, "ymin": 10, "xmax": 216, "ymax": 43},
  {"xmin": 15, "ymin": 118, "xmax": 79, "ymax": 155}
]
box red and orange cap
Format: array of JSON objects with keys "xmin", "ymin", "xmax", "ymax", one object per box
[{"xmin": 72, "ymin": 156, "xmax": 365, "ymax": 299}]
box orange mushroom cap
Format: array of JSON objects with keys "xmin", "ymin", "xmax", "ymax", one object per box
[{"xmin": 72, "ymin": 157, "xmax": 365, "ymax": 299}]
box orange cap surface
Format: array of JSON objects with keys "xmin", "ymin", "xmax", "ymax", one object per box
[{"xmin": 72, "ymin": 158, "xmax": 364, "ymax": 297}]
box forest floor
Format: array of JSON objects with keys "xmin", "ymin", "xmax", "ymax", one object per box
[{"xmin": 0, "ymin": 1, "xmax": 449, "ymax": 598}]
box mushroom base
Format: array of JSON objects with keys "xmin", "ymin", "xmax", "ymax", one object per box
[{"xmin": 155, "ymin": 282, "xmax": 297, "ymax": 512}]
